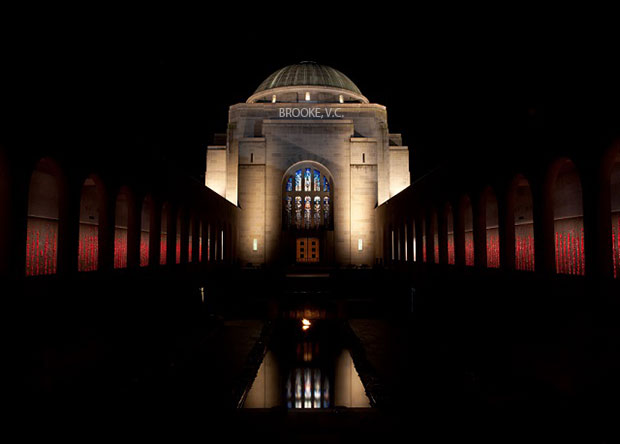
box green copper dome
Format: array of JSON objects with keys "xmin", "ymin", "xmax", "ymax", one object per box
[{"xmin": 254, "ymin": 61, "xmax": 363, "ymax": 96}]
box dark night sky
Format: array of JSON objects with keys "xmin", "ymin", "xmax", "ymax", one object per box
[{"xmin": 4, "ymin": 15, "xmax": 619, "ymax": 180}]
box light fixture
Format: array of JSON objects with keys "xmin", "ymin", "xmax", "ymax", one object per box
[
  {"xmin": 358, "ymin": 239, "xmax": 363, "ymax": 251},
  {"xmin": 305, "ymin": 91, "xmax": 310, "ymax": 101},
  {"xmin": 301, "ymin": 318, "xmax": 311, "ymax": 331},
  {"xmin": 272, "ymin": 94, "xmax": 277, "ymax": 103},
  {"xmin": 339, "ymin": 94, "xmax": 344, "ymax": 104},
  {"xmin": 253, "ymin": 238, "xmax": 258, "ymax": 251}
]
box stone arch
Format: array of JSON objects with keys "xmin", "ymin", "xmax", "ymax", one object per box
[
  {"xmin": 429, "ymin": 207, "xmax": 438, "ymax": 263},
  {"xmin": 460, "ymin": 194, "xmax": 474, "ymax": 266},
  {"xmin": 140, "ymin": 194, "xmax": 153, "ymax": 267},
  {"xmin": 175, "ymin": 205, "xmax": 184, "ymax": 264},
  {"xmin": 481, "ymin": 187, "xmax": 500, "ymax": 268},
  {"xmin": 78, "ymin": 174, "xmax": 106, "ymax": 272},
  {"xmin": 25, "ymin": 157, "xmax": 64, "ymax": 276},
  {"xmin": 160, "ymin": 201, "xmax": 169, "ymax": 265},
  {"xmin": 187, "ymin": 210, "xmax": 196, "ymax": 263},
  {"xmin": 547, "ymin": 158, "xmax": 585, "ymax": 275},
  {"xmin": 445, "ymin": 201, "xmax": 455, "ymax": 265},
  {"xmin": 281, "ymin": 160, "xmax": 334, "ymax": 231},
  {"xmin": 602, "ymin": 140, "xmax": 620, "ymax": 277},
  {"xmin": 113, "ymin": 186, "xmax": 133, "ymax": 269},
  {"xmin": 510, "ymin": 174, "xmax": 535, "ymax": 271}
]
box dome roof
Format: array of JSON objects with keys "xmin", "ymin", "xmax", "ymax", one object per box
[{"xmin": 253, "ymin": 61, "xmax": 363, "ymax": 96}]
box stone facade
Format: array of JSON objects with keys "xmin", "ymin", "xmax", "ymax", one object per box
[{"xmin": 205, "ymin": 64, "xmax": 410, "ymax": 266}]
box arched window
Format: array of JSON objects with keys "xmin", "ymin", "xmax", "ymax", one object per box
[
  {"xmin": 484, "ymin": 188, "xmax": 500, "ymax": 268},
  {"xmin": 160, "ymin": 202, "xmax": 168, "ymax": 265},
  {"xmin": 114, "ymin": 187, "xmax": 130, "ymax": 269},
  {"xmin": 140, "ymin": 196, "xmax": 151, "ymax": 267},
  {"xmin": 552, "ymin": 159, "xmax": 584, "ymax": 275},
  {"xmin": 26, "ymin": 159, "xmax": 60, "ymax": 276},
  {"xmin": 513, "ymin": 175, "xmax": 535, "ymax": 271},
  {"xmin": 446, "ymin": 203, "xmax": 455, "ymax": 265},
  {"xmin": 78, "ymin": 176, "xmax": 101, "ymax": 272},
  {"xmin": 283, "ymin": 164, "xmax": 333, "ymax": 230},
  {"xmin": 463, "ymin": 195, "xmax": 474, "ymax": 266}
]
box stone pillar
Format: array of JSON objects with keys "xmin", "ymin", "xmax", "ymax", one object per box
[
  {"xmin": 166, "ymin": 204, "xmax": 177, "ymax": 266},
  {"xmin": 582, "ymin": 159, "xmax": 606, "ymax": 278},
  {"xmin": 438, "ymin": 205, "xmax": 448, "ymax": 265},
  {"xmin": 5, "ymin": 166, "xmax": 29, "ymax": 278},
  {"xmin": 127, "ymin": 191, "xmax": 140, "ymax": 269},
  {"xmin": 597, "ymin": 148, "xmax": 616, "ymax": 278},
  {"xmin": 415, "ymin": 212, "xmax": 424, "ymax": 265},
  {"xmin": 500, "ymin": 184, "xmax": 515, "ymax": 271},
  {"xmin": 0, "ymin": 151, "xmax": 12, "ymax": 277},
  {"xmin": 427, "ymin": 210, "xmax": 436, "ymax": 264},
  {"xmin": 179, "ymin": 206, "xmax": 189, "ymax": 264},
  {"xmin": 533, "ymin": 174, "xmax": 555, "ymax": 275},
  {"xmin": 149, "ymin": 199, "xmax": 161, "ymax": 268},
  {"xmin": 191, "ymin": 213, "xmax": 200, "ymax": 263},
  {"xmin": 473, "ymin": 192, "xmax": 487, "ymax": 268},
  {"xmin": 455, "ymin": 197, "xmax": 466, "ymax": 267}
]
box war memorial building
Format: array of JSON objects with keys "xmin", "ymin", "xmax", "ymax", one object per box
[{"xmin": 205, "ymin": 61, "xmax": 410, "ymax": 266}]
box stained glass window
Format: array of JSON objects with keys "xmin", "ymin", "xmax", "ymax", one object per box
[
  {"xmin": 323, "ymin": 196, "xmax": 330, "ymax": 225},
  {"xmin": 285, "ymin": 196, "xmax": 293, "ymax": 226},
  {"xmin": 304, "ymin": 168, "xmax": 311, "ymax": 191},
  {"xmin": 304, "ymin": 196, "xmax": 311, "ymax": 229},
  {"xmin": 295, "ymin": 170, "xmax": 302, "ymax": 191},
  {"xmin": 295, "ymin": 196, "xmax": 302, "ymax": 228},
  {"xmin": 284, "ymin": 165, "xmax": 332, "ymax": 231},
  {"xmin": 313, "ymin": 196, "xmax": 321, "ymax": 228}
]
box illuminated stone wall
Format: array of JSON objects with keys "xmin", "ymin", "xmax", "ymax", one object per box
[{"xmin": 208, "ymin": 102, "xmax": 409, "ymax": 266}]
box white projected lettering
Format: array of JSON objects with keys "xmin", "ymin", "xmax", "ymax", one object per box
[{"xmin": 278, "ymin": 108, "xmax": 344, "ymax": 119}]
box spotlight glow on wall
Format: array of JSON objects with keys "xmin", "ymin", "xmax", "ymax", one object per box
[
  {"xmin": 358, "ymin": 238, "xmax": 363, "ymax": 251},
  {"xmin": 253, "ymin": 238, "xmax": 258, "ymax": 251}
]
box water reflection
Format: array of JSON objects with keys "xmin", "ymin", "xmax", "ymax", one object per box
[
  {"xmin": 243, "ymin": 320, "xmax": 369, "ymax": 409},
  {"xmin": 287, "ymin": 367, "xmax": 330, "ymax": 409}
]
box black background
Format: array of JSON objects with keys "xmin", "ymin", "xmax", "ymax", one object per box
[{"xmin": 3, "ymin": 10, "xmax": 619, "ymax": 180}]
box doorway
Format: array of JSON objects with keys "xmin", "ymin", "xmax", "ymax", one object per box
[{"xmin": 296, "ymin": 238, "xmax": 319, "ymax": 263}]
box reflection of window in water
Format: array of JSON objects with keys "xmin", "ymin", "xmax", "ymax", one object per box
[
  {"xmin": 287, "ymin": 367, "xmax": 330, "ymax": 409},
  {"xmin": 242, "ymin": 324, "xmax": 370, "ymax": 409}
]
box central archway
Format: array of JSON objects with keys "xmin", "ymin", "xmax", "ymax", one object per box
[{"xmin": 281, "ymin": 161, "xmax": 334, "ymax": 265}]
